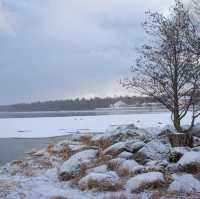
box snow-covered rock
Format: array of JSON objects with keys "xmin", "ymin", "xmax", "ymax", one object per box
[
  {"xmin": 52, "ymin": 141, "xmax": 69, "ymax": 153},
  {"xmin": 79, "ymin": 171, "xmax": 120, "ymax": 191},
  {"xmin": 135, "ymin": 139, "xmax": 170, "ymax": 163},
  {"xmin": 119, "ymin": 159, "xmax": 143, "ymax": 174},
  {"xmin": 59, "ymin": 149, "xmax": 98, "ymax": 181},
  {"xmin": 169, "ymin": 174, "xmax": 200, "ymax": 193},
  {"xmin": 103, "ymin": 142, "xmax": 127, "ymax": 156},
  {"xmin": 178, "ymin": 151, "xmax": 200, "ymax": 166},
  {"xmin": 127, "ymin": 172, "xmax": 165, "ymax": 192},
  {"xmin": 108, "ymin": 158, "xmax": 143, "ymax": 175},
  {"xmin": 169, "ymin": 147, "xmax": 191, "ymax": 163},
  {"xmin": 190, "ymin": 123, "xmax": 200, "ymax": 137},
  {"xmin": 118, "ymin": 151, "xmax": 133, "ymax": 159},
  {"xmin": 124, "ymin": 141, "xmax": 145, "ymax": 153},
  {"xmin": 87, "ymin": 165, "xmax": 107, "ymax": 174},
  {"xmin": 91, "ymin": 124, "xmax": 147, "ymax": 144}
]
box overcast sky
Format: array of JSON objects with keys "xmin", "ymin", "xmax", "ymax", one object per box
[{"xmin": 0, "ymin": 0, "xmax": 185, "ymax": 105}]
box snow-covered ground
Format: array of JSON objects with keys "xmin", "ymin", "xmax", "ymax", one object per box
[
  {"xmin": 1, "ymin": 123, "xmax": 200, "ymax": 199},
  {"xmin": 0, "ymin": 112, "xmax": 198, "ymax": 138}
]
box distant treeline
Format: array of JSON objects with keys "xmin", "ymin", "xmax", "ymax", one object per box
[{"xmin": 0, "ymin": 96, "xmax": 156, "ymax": 112}]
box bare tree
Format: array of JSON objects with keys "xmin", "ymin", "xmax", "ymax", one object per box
[
  {"xmin": 124, "ymin": 0, "xmax": 200, "ymax": 132},
  {"xmin": 190, "ymin": 0, "xmax": 200, "ymax": 18}
]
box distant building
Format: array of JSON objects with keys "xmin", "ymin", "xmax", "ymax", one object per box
[{"xmin": 110, "ymin": 101, "xmax": 127, "ymax": 108}]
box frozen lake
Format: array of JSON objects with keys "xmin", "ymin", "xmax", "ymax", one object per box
[{"xmin": 0, "ymin": 111, "xmax": 197, "ymax": 138}]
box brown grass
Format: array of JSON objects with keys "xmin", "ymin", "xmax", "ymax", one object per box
[
  {"xmin": 97, "ymin": 138, "xmax": 113, "ymax": 151},
  {"xmin": 182, "ymin": 163, "xmax": 200, "ymax": 173},
  {"xmin": 116, "ymin": 167, "xmax": 134, "ymax": 177},
  {"xmin": 47, "ymin": 144, "xmax": 54, "ymax": 154},
  {"xmin": 80, "ymin": 135, "xmax": 92, "ymax": 146},
  {"xmin": 107, "ymin": 160, "xmax": 121, "ymax": 171},
  {"xmin": 82, "ymin": 179, "xmax": 123, "ymax": 192},
  {"xmin": 95, "ymin": 153, "xmax": 112, "ymax": 166},
  {"xmin": 61, "ymin": 146, "xmax": 72, "ymax": 160},
  {"xmin": 72, "ymin": 163, "xmax": 88, "ymax": 184},
  {"xmin": 131, "ymin": 180, "xmax": 166, "ymax": 193}
]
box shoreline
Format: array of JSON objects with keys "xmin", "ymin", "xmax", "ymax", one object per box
[{"xmin": 0, "ymin": 135, "xmax": 67, "ymax": 165}]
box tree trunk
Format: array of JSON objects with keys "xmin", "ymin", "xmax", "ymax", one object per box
[
  {"xmin": 168, "ymin": 133, "xmax": 193, "ymax": 147},
  {"xmin": 173, "ymin": 111, "xmax": 183, "ymax": 132}
]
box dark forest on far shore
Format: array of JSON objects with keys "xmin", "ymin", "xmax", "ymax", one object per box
[{"xmin": 0, "ymin": 96, "xmax": 156, "ymax": 112}]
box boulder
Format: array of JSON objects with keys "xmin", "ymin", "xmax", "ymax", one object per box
[
  {"xmin": 177, "ymin": 151, "xmax": 200, "ymax": 173},
  {"xmin": 169, "ymin": 147, "xmax": 191, "ymax": 163},
  {"xmin": 79, "ymin": 171, "xmax": 120, "ymax": 191},
  {"xmin": 127, "ymin": 172, "xmax": 165, "ymax": 192},
  {"xmin": 118, "ymin": 151, "xmax": 133, "ymax": 159},
  {"xmin": 124, "ymin": 141, "xmax": 145, "ymax": 153},
  {"xmin": 169, "ymin": 174, "xmax": 200, "ymax": 194},
  {"xmin": 87, "ymin": 165, "xmax": 107, "ymax": 174},
  {"xmin": 103, "ymin": 142, "xmax": 127, "ymax": 156},
  {"xmin": 134, "ymin": 139, "xmax": 170, "ymax": 164},
  {"xmin": 59, "ymin": 149, "xmax": 98, "ymax": 181}
]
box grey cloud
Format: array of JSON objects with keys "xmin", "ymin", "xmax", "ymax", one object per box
[{"xmin": 0, "ymin": 0, "xmax": 174, "ymax": 104}]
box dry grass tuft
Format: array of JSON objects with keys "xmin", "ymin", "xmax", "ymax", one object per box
[
  {"xmin": 131, "ymin": 180, "xmax": 166, "ymax": 193},
  {"xmin": 107, "ymin": 161, "xmax": 121, "ymax": 171},
  {"xmin": 97, "ymin": 138, "xmax": 113, "ymax": 151},
  {"xmin": 80, "ymin": 135, "xmax": 92, "ymax": 146},
  {"xmin": 69, "ymin": 163, "xmax": 88, "ymax": 184},
  {"xmin": 47, "ymin": 144, "xmax": 54, "ymax": 154},
  {"xmin": 95, "ymin": 153, "xmax": 112, "ymax": 166},
  {"xmin": 116, "ymin": 167, "xmax": 134, "ymax": 177},
  {"xmin": 82, "ymin": 179, "xmax": 123, "ymax": 192},
  {"xmin": 61, "ymin": 146, "xmax": 71, "ymax": 160},
  {"xmin": 182, "ymin": 163, "xmax": 200, "ymax": 173}
]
